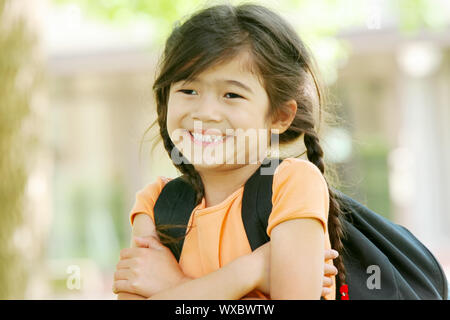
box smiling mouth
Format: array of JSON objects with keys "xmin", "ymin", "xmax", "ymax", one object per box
[{"xmin": 188, "ymin": 130, "xmax": 232, "ymax": 146}]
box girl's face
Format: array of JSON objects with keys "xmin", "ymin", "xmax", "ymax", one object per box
[{"xmin": 167, "ymin": 51, "xmax": 273, "ymax": 170}]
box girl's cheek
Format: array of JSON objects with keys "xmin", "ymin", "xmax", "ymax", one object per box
[
  {"xmin": 166, "ymin": 106, "xmax": 180, "ymax": 131},
  {"xmin": 167, "ymin": 99, "xmax": 189, "ymax": 121}
]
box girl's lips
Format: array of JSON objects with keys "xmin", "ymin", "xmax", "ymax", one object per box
[{"xmin": 188, "ymin": 130, "xmax": 232, "ymax": 147}]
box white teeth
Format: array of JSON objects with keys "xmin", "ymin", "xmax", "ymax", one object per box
[{"xmin": 192, "ymin": 132, "xmax": 225, "ymax": 143}]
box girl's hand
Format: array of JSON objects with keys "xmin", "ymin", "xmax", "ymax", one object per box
[
  {"xmin": 113, "ymin": 236, "xmax": 191, "ymax": 298},
  {"xmin": 321, "ymin": 249, "xmax": 339, "ymax": 297},
  {"xmin": 252, "ymin": 243, "xmax": 339, "ymax": 298}
]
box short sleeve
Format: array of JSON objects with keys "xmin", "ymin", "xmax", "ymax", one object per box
[
  {"xmin": 129, "ymin": 176, "xmax": 172, "ymax": 226},
  {"xmin": 266, "ymin": 158, "xmax": 330, "ymax": 238}
]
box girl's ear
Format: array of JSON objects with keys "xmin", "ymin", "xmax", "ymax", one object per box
[{"xmin": 271, "ymin": 99, "xmax": 297, "ymax": 134}]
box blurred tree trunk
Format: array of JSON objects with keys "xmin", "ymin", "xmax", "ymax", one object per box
[{"xmin": 0, "ymin": 0, "xmax": 44, "ymax": 299}]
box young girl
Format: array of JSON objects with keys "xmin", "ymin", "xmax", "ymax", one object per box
[{"xmin": 113, "ymin": 2, "xmax": 346, "ymax": 300}]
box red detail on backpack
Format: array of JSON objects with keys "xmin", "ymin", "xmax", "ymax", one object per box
[{"xmin": 339, "ymin": 284, "xmax": 349, "ymax": 300}]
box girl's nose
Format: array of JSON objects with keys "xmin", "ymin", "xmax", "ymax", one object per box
[{"xmin": 191, "ymin": 95, "xmax": 222, "ymax": 122}]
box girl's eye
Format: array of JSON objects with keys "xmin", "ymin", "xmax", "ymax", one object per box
[
  {"xmin": 179, "ymin": 89, "xmax": 197, "ymax": 95},
  {"xmin": 178, "ymin": 90, "xmax": 243, "ymax": 99},
  {"xmin": 224, "ymin": 92, "xmax": 243, "ymax": 99}
]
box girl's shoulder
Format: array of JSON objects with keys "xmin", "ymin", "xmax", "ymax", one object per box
[
  {"xmin": 129, "ymin": 176, "xmax": 173, "ymax": 225},
  {"xmin": 267, "ymin": 158, "xmax": 330, "ymax": 237},
  {"xmin": 137, "ymin": 176, "xmax": 173, "ymax": 197},
  {"xmin": 272, "ymin": 157, "xmax": 329, "ymax": 209},
  {"xmin": 274, "ymin": 157, "xmax": 325, "ymax": 183}
]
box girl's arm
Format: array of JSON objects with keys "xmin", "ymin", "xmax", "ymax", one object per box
[
  {"xmin": 270, "ymin": 218, "xmax": 325, "ymax": 299},
  {"xmin": 117, "ymin": 213, "xmax": 157, "ymax": 300},
  {"xmin": 115, "ymin": 214, "xmax": 336, "ymax": 300},
  {"xmin": 147, "ymin": 253, "xmax": 260, "ymax": 300},
  {"xmin": 115, "ymin": 213, "xmax": 263, "ymax": 300}
]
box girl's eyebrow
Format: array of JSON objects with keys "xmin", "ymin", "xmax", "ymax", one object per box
[{"xmin": 182, "ymin": 78, "xmax": 254, "ymax": 95}]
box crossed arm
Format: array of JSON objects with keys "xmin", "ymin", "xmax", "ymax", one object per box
[
  {"xmin": 114, "ymin": 213, "xmax": 336, "ymax": 300},
  {"xmin": 116, "ymin": 214, "xmax": 263, "ymax": 300},
  {"xmin": 116, "ymin": 250, "xmax": 258, "ymax": 300}
]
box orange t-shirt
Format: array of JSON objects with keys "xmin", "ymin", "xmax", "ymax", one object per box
[{"xmin": 129, "ymin": 158, "xmax": 336, "ymax": 300}]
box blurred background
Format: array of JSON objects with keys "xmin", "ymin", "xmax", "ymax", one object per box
[{"xmin": 0, "ymin": 0, "xmax": 449, "ymax": 299}]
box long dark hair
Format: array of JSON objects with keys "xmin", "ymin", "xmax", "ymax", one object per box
[{"xmin": 144, "ymin": 2, "xmax": 347, "ymax": 290}]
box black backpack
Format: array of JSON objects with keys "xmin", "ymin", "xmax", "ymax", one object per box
[{"xmin": 153, "ymin": 157, "xmax": 448, "ymax": 300}]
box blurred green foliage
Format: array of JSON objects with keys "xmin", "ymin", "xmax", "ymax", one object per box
[
  {"xmin": 397, "ymin": 0, "xmax": 450, "ymax": 32},
  {"xmin": 53, "ymin": 0, "xmax": 198, "ymax": 46},
  {"xmin": 354, "ymin": 135, "xmax": 391, "ymax": 220},
  {"xmin": 48, "ymin": 174, "xmax": 126, "ymax": 270},
  {"xmin": 51, "ymin": 0, "xmax": 450, "ymax": 84},
  {"xmin": 52, "ymin": 0, "xmax": 448, "ymax": 31}
]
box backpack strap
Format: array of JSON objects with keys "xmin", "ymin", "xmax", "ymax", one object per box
[
  {"xmin": 241, "ymin": 157, "xmax": 328, "ymax": 300},
  {"xmin": 241, "ymin": 157, "xmax": 282, "ymax": 250},
  {"xmin": 153, "ymin": 176, "xmax": 197, "ymax": 261}
]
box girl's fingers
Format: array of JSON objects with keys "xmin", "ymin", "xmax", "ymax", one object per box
[
  {"xmin": 119, "ymin": 247, "xmax": 149, "ymax": 260},
  {"xmin": 322, "ymin": 276, "xmax": 333, "ymax": 288},
  {"xmin": 133, "ymin": 236, "xmax": 151, "ymax": 248},
  {"xmin": 114, "ymin": 269, "xmax": 133, "ymax": 281},
  {"xmin": 134, "ymin": 236, "xmax": 164, "ymax": 250},
  {"xmin": 321, "ymin": 287, "xmax": 332, "ymax": 297},
  {"xmin": 116, "ymin": 258, "xmax": 135, "ymax": 270},
  {"xmin": 324, "ymin": 249, "xmax": 339, "ymax": 260},
  {"xmin": 119, "ymin": 248, "xmax": 135, "ymax": 259},
  {"xmin": 324, "ymin": 263, "xmax": 338, "ymax": 276},
  {"xmin": 147, "ymin": 236, "xmax": 165, "ymax": 250},
  {"xmin": 113, "ymin": 280, "xmax": 134, "ymax": 295}
]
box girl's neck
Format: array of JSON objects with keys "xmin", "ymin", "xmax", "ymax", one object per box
[{"xmin": 198, "ymin": 162, "xmax": 263, "ymax": 208}]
